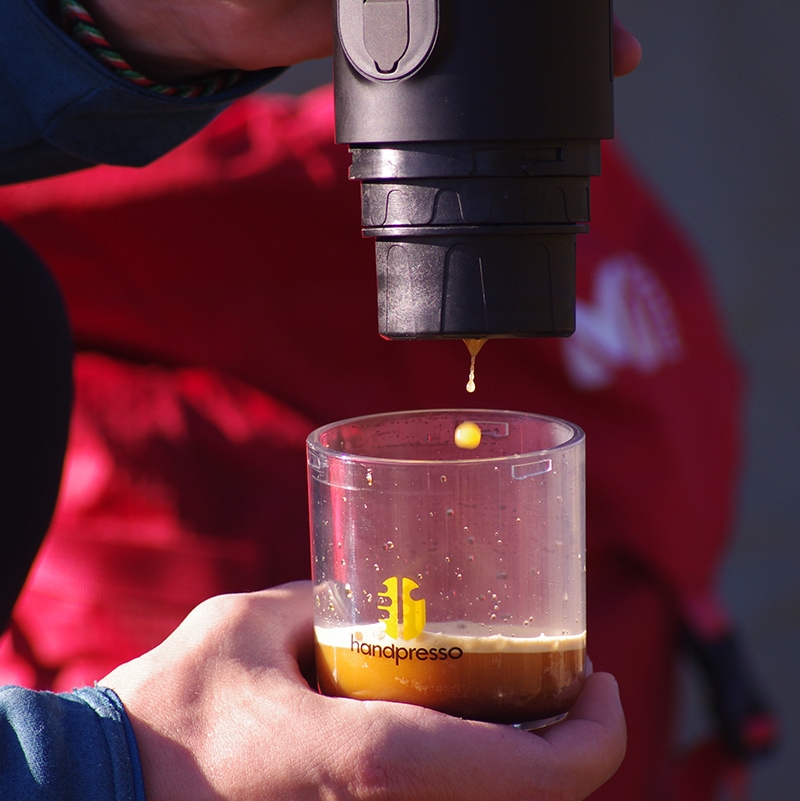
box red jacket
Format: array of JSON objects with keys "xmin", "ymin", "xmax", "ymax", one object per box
[{"xmin": 0, "ymin": 86, "xmax": 756, "ymax": 799}]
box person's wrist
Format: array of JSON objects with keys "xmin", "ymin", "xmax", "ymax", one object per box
[{"xmin": 57, "ymin": 0, "xmax": 245, "ymax": 96}]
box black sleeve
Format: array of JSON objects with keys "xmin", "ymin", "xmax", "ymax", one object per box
[{"xmin": 0, "ymin": 222, "xmax": 74, "ymax": 629}]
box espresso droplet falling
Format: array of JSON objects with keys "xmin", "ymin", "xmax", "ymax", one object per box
[
  {"xmin": 454, "ymin": 421, "xmax": 482, "ymax": 449},
  {"xmin": 463, "ymin": 338, "xmax": 486, "ymax": 393}
]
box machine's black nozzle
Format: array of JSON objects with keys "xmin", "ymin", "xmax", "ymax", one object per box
[{"xmin": 334, "ymin": 0, "xmax": 614, "ymax": 339}]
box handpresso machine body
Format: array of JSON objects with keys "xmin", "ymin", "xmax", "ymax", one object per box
[{"xmin": 332, "ymin": 0, "xmax": 614, "ymax": 340}]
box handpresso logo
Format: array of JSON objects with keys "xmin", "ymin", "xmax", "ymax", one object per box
[
  {"xmin": 350, "ymin": 576, "xmax": 464, "ymax": 665},
  {"xmin": 380, "ymin": 576, "xmax": 427, "ymax": 640}
]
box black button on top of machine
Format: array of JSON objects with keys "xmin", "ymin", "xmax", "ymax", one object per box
[
  {"xmin": 337, "ymin": 0, "xmax": 439, "ymax": 81},
  {"xmin": 363, "ymin": 0, "xmax": 410, "ymax": 74}
]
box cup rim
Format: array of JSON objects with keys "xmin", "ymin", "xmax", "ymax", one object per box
[{"xmin": 306, "ymin": 408, "xmax": 584, "ymax": 465}]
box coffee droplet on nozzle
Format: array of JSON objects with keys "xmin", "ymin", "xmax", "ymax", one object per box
[
  {"xmin": 463, "ymin": 339, "xmax": 486, "ymax": 394},
  {"xmin": 454, "ymin": 421, "xmax": 482, "ymax": 450}
]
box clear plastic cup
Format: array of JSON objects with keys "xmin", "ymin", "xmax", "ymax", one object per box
[{"xmin": 307, "ymin": 409, "xmax": 585, "ymax": 727}]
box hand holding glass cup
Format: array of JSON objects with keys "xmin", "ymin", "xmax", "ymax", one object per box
[{"xmin": 307, "ymin": 409, "xmax": 585, "ymax": 728}]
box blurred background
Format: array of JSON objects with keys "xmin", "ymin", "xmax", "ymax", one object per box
[
  {"xmin": 267, "ymin": 3, "xmax": 799, "ymax": 795},
  {"xmin": 611, "ymin": 4, "xmax": 800, "ymax": 798}
]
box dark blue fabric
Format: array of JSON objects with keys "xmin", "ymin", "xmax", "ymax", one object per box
[
  {"xmin": 0, "ymin": 0, "xmax": 284, "ymax": 184},
  {"xmin": 0, "ymin": 685, "xmax": 145, "ymax": 801},
  {"xmin": 0, "ymin": 222, "xmax": 74, "ymax": 630}
]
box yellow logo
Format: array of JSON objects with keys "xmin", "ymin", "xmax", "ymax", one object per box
[{"xmin": 378, "ymin": 576, "xmax": 427, "ymax": 640}]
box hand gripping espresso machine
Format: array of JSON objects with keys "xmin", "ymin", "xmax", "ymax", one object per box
[{"xmin": 333, "ymin": 0, "xmax": 614, "ymax": 340}]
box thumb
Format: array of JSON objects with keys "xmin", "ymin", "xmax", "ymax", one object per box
[
  {"xmin": 613, "ymin": 16, "xmax": 643, "ymax": 77},
  {"xmin": 260, "ymin": 581, "xmax": 317, "ymax": 685}
]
